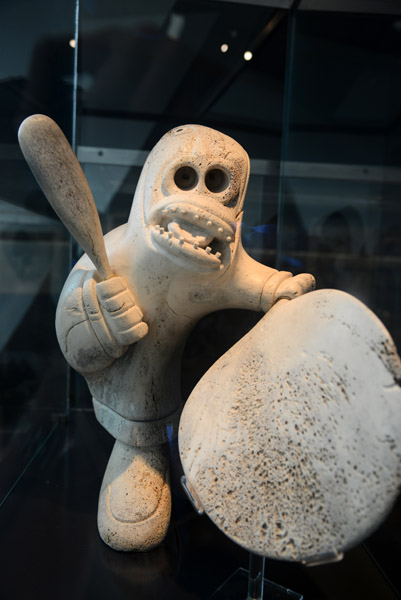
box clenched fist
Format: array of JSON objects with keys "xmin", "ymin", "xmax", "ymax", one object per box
[{"xmin": 83, "ymin": 275, "xmax": 148, "ymax": 348}]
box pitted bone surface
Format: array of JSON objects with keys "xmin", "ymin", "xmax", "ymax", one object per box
[{"xmin": 179, "ymin": 289, "xmax": 401, "ymax": 561}]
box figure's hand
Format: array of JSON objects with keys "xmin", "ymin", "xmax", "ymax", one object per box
[
  {"xmin": 83, "ymin": 275, "xmax": 148, "ymax": 350},
  {"xmin": 261, "ymin": 271, "xmax": 315, "ymax": 312},
  {"xmin": 96, "ymin": 276, "xmax": 148, "ymax": 345},
  {"xmin": 274, "ymin": 273, "xmax": 316, "ymax": 303}
]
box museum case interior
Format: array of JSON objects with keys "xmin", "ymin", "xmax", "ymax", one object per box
[{"xmin": 1, "ymin": 1, "xmax": 401, "ymax": 599}]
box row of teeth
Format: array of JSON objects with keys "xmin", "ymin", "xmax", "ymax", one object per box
[
  {"xmin": 160, "ymin": 208, "xmax": 233, "ymax": 241},
  {"xmin": 154, "ymin": 225, "xmax": 222, "ymax": 258}
]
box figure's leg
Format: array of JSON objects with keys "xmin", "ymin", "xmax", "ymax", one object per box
[
  {"xmin": 98, "ymin": 441, "xmax": 171, "ymax": 552},
  {"xmin": 93, "ymin": 399, "xmax": 180, "ymax": 551}
]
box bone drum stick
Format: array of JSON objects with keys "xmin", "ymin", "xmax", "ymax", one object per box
[{"xmin": 18, "ymin": 114, "xmax": 113, "ymax": 280}]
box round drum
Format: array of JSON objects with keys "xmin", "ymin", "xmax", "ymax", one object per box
[{"xmin": 179, "ymin": 289, "xmax": 401, "ymax": 562}]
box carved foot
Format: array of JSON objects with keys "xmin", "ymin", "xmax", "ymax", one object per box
[{"xmin": 98, "ymin": 440, "xmax": 171, "ymax": 552}]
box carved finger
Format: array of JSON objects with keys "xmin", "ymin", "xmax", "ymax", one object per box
[
  {"xmin": 105, "ymin": 305, "xmax": 145, "ymax": 336},
  {"xmin": 98, "ymin": 289, "xmax": 138, "ymax": 315},
  {"xmin": 96, "ymin": 276, "xmax": 129, "ymax": 299},
  {"xmin": 114, "ymin": 321, "xmax": 149, "ymax": 346},
  {"xmin": 292, "ymin": 273, "xmax": 316, "ymax": 294},
  {"xmin": 276, "ymin": 273, "xmax": 316, "ymax": 301}
]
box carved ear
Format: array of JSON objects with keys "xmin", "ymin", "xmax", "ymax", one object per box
[{"xmin": 179, "ymin": 289, "xmax": 401, "ymax": 563}]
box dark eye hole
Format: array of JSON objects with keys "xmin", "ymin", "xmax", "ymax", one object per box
[
  {"xmin": 205, "ymin": 168, "xmax": 229, "ymax": 193},
  {"xmin": 174, "ymin": 166, "xmax": 198, "ymax": 190}
]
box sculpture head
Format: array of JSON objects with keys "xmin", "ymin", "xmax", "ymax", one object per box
[{"xmin": 127, "ymin": 125, "xmax": 250, "ymax": 274}]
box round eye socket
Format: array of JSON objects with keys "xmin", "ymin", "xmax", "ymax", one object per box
[
  {"xmin": 174, "ymin": 166, "xmax": 198, "ymax": 191},
  {"xmin": 205, "ymin": 168, "xmax": 229, "ymax": 193}
]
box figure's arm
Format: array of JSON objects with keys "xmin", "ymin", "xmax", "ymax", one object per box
[
  {"xmin": 55, "ymin": 266, "xmax": 148, "ymax": 375},
  {"xmin": 220, "ymin": 243, "xmax": 315, "ymax": 313}
]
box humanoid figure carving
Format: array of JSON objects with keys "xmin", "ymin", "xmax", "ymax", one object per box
[{"xmin": 55, "ymin": 125, "xmax": 315, "ymax": 551}]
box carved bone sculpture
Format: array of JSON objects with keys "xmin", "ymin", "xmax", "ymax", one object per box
[
  {"xmin": 18, "ymin": 116, "xmax": 315, "ymax": 551},
  {"xmin": 179, "ymin": 290, "xmax": 401, "ymax": 563}
]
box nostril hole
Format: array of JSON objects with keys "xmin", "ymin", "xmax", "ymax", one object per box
[
  {"xmin": 205, "ymin": 168, "xmax": 229, "ymax": 193},
  {"xmin": 174, "ymin": 166, "xmax": 198, "ymax": 190}
]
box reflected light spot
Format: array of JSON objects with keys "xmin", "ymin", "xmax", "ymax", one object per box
[
  {"xmin": 69, "ymin": 39, "xmax": 76, "ymax": 48},
  {"xmin": 220, "ymin": 43, "xmax": 229, "ymax": 53},
  {"xmin": 244, "ymin": 51, "xmax": 253, "ymax": 61}
]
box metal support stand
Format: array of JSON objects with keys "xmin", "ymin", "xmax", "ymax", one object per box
[
  {"xmin": 209, "ymin": 552, "xmax": 303, "ymax": 600},
  {"xmin": 247, "ymin": 553, "xmax": 265, "ymax": 600}
]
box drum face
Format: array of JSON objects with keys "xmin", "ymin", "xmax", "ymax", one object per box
[{"xmin": 179, "ymin": 289, "xmax": 401, "ymax": 562}]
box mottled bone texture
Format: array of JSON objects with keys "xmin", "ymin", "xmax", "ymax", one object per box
[
  {"xmin": 55, "ymin": 124, "xmax": 315, "ymax": 551},
  {"xmin": 179, "ymin": 290, "xmax": 401, "ymax": 562}
]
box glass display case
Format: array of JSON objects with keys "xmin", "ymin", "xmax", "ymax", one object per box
[
  {"xmin": 0, "ymin": 0, "xmax": 74, "ymax": 515},
  {"xmin": 0, "ymin": 1, "xmax": 400, "ymax": 599}
]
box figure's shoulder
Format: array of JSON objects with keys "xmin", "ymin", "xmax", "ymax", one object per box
[
  {"xmin": 69, "ymin": 223, "xmax": 128, "ymax": 277},
  {"xmin": 104, "ymin": 223, "xmax": 127, "ymax": 249}
]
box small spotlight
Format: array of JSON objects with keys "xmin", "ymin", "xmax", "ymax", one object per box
[
  {"xmin": 69, "ymin": 39, "xmax": 76, "ymax": 49},
  {"xmin": 220, "ymin": 43, "xmax": 229, "ymax": 53},
  {"xmin": 244, "ymin": 50, "xmax": 253, "ymax": 61}
]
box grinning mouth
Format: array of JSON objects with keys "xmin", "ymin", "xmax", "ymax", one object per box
[{"xmin": 149, "ymin": 201, "xmax": 235, "ymax": 271}]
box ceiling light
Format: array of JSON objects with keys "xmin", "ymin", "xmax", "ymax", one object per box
[
  {"xmin": 69, "ymin": 39, "xmax": 76, "ymax": 48},
  {"xmin": 244, "ymin": 51, "xmax": 253, "ymax": 61},
  {"xmin": 220, "ymin": 43, "xmax": 229, "ymax": 53}
]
